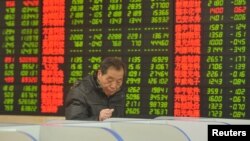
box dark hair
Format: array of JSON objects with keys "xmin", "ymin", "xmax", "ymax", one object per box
[{"xmin": 99, "ymin": 57, "xmax": 126, "ymax": 77}]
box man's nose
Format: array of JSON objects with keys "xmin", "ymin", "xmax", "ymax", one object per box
[{"xmin": 110, "ymin": 81, "xmax": 117, "ymax": 88}]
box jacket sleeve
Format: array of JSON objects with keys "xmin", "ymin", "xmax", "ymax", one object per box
[{"xmin": 64, "ymin": 84, "xmax": 99, "ymax": 121}]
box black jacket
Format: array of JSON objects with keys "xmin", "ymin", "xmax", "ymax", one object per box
[{"xmin": 65, "ymin": 75, "xmax": 126, "ymax": 120}]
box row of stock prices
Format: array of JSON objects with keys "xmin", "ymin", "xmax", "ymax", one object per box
[{"xmin": 0, "ymin": 0, "xmax": 249, "ymax": 119}]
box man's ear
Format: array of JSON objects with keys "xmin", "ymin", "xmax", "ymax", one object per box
[{"xmin": 97, "ymin": 70, "xmax": 102, "ymax": 77}]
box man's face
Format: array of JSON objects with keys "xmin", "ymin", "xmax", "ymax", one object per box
[{"xmin": 97, "ymin": 66, "xmax": 124, "ymax": 96}]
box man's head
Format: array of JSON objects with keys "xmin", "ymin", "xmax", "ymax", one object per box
[{"xmin": 97, "ymin": 57, "xmax": 126, "ymax": 96}]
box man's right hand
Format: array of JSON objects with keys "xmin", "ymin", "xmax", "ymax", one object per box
[{"xmin": 99, "ymin": 108, "xmax": 114, "ymax": 121}]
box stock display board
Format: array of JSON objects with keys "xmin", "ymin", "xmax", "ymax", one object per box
[{"xmin": 0, "ymin": 0, "xmax": 249, "ymax": 119}]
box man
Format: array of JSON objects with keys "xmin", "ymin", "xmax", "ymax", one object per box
[{"xmin": 65, "ymin": 57, "xmax": 127, "ymax": 121}]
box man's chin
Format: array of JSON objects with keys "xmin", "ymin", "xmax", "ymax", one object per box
[{"xmin": 105, "ymin": 91, "xmax": 116, "ymax": 96}]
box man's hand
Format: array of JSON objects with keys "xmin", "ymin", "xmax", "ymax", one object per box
[{"xmin": 99, "ymin": 108, "xmax": 114, "ymax": 121}]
